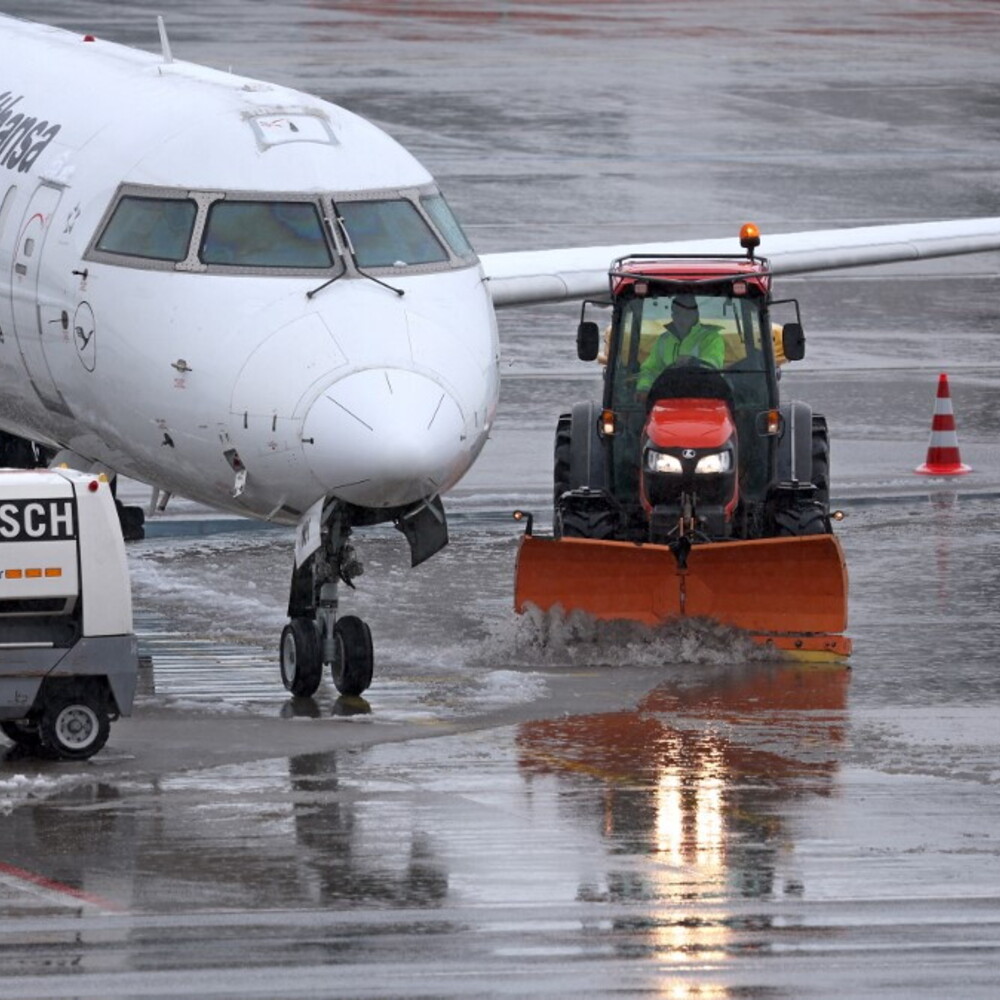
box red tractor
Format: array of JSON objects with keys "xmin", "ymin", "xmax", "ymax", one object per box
[{"xmin": 514, "ymin": 229, "xmax": 850, "ymax": 659}]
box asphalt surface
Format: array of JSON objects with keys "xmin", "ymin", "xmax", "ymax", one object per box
[{"xmin": 2, "ymin": 2, "xmax": 1000, "ymax": 997}]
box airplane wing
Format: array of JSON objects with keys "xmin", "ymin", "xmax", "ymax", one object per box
[{"xmin": 480, "ymin": 217, "xmax": 1000, "ymax": 308}]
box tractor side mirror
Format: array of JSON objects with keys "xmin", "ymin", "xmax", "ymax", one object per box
[
  {"xmin": 577, "ymin": 321, "xmax": 600, "ymax": 361},
  {"xmin": 782, "ymin": 322, "xmax": 805, "ymax": 362}
]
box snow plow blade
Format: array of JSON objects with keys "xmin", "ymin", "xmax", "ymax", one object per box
[{"xmin": 514, "ymin": 533, "xmax": 851, "ymax": 659}]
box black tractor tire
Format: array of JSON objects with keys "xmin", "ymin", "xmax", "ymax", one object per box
[
  {"xmin": 558, "ymin": 505, "xmax": 620, "ymax": 540},
  {"xmin": 553, "ymin": 403, "xmax": 609, "ymax": 538},
  {"xmin": 773, "ymin": 503, "xmax": 829, "ymax": 537},
  {"xmin": 811, "ymin": 414, "xmax": 830, "ymax": 508},
  {"xmin": 280, "ymin": 618, "xmax": 323, "ymax": 697},
  {"xmin": 553, "ymin": 413, "xmax": 572, "ymax": 505}
]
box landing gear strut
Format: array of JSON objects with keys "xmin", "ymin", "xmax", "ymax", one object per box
[
  {"xmin": 280, "ymin": 505, "xmax": 374, "ymax": 699},
  {"xmin": 278, "ymin": 495, "xmax": 448, "ymax": 700}
]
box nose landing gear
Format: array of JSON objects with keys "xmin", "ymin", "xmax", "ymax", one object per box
[{"xmin": 279, "ymin": 506, "xmax": 374, "ymax": 699}]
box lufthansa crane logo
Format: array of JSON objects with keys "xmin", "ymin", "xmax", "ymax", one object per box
[{"xmin": 73, "ymin": 302, "xmax": 96, "ymax": 372}]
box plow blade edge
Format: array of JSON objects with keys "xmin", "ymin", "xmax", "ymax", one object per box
[{"xmin": 514, "ymin": 534, "xmax": 851, "ymax": 659}]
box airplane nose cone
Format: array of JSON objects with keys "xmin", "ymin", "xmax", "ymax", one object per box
[{"xmin": 302, "ymin": 369, "xmax": 467, "ymax": 507}]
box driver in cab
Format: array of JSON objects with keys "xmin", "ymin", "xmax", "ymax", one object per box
[{"xmin": 636, "ymin": 294, "xmax": 726, "ymax": 396}]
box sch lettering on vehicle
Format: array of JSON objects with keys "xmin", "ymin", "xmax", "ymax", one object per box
[
  {"xmin": 0, "ymin": 499, "xmax": 76, "ymax": 541},
  {"xmin": 0, "ymin": 91, "xmax": 61, "ymax": 173}
]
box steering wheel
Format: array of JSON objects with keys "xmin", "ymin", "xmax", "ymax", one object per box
[{"xmin": 645, "ymin": 362, "xmax": 732, "ymax": 413}]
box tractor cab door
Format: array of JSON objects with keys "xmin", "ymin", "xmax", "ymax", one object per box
[{"xmin": 605, "ymin": 288, "xmax": 777, "ymax": 509}]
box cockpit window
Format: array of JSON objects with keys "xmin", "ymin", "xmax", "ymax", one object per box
[
  {"xmin": 420, "ymin": 193, "xmax": 475, "ymax": 259},
  {"xmin": 200, "ymin": 200, "xmax": 333, "ymax": 268},
  {"xmin": 337, "ymin": 199, "xmax": 448, "ymax": 268},
  {"xmin": 95, "ymin": 195, "xmax": 197, "ymax": 262},
  {"xmin": 88, "ymin": 185, "xmax": 475, "ymax": 276}
]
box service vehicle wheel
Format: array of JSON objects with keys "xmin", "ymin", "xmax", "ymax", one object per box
[
  {"xmin": 1, "ymin": 720, "xmax": 50, "ymax": 755},
  {"xmin": 280, "ymin": 618, "xmax": 323, "ymax": 697},
  {"xmin": 331, "ymin": 615, "xmax": 373, "ymax": 697},
  {"xmin": 39, "ymin": 692, "xmax": 110, "ymax": 760}
]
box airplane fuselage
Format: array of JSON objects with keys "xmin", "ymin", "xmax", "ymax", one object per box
[{"xmin": 0, "ymin": 16, "xmax": 500, "ymax": 524}]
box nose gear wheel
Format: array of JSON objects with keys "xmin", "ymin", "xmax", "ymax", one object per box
[
  {"xmin": 280, "ymin": 618, "xmax": 323, "ymax": 698},
  {"xmin": 331, "ymin": 615, "xmax": 373, "ymax": 697}
]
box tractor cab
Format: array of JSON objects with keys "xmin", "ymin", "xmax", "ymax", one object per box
[
  {"xmin": 577, "ymin": 253, "xmax": 805, "ymax": 541},
  {"xmin": 516, "ymin": 231, "xmax": 849, "ymax": 661}
]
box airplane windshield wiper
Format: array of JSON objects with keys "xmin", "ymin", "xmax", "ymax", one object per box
[
  {"xmin": 306, "ymin": 271, "xmax": 345, "ymax": 300},
  {"xmin": 307, "ymin": 213, "xmax": 349, "ymax": 300},
  {"xmin": 355, "ymin": 266, "xmax": 405, "ymax": 298},
  {"xmin": 308, "ymin": 212, "xmax": 404, "ymax": 301}
]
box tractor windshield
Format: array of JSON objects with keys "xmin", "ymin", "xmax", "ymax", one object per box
[{"xmin": 607, "ymin": 288, "xmax": 774, "ymax": 502}]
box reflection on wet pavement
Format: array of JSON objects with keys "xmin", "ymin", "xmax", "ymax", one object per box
[
  {"xmin": 2, "ymin": 654, "xmax": 1000, "ymax": 997},
  {"xmin": 0, "ymin": 664, "xmax": 844, "ymax": 991},
  {"xmin": 516, "ymin": 665, "xmax": 848, "ymax": 960}
]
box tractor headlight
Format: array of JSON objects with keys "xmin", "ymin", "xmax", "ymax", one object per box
[
  {"xmin": 694, "ymin": 451, "xmax": 732, "ymax": 474},
  {"xmin": 646, "ymin": 450, "xmax": 683, "ymax": 474}
]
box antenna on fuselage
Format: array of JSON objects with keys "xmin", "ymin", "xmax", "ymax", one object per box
[{"xmin": 157, "ymin": 15, "xmax": 173, "ymax": 63}]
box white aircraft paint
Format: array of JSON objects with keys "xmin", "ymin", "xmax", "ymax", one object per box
[{"xmin": 0, "ymin": 14, "xmax": 499, "ymax": 523}]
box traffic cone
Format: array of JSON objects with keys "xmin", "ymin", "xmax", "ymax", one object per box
[{"xmin": 915, "ymin": 373, "xmax": 971, "ymax": 476}]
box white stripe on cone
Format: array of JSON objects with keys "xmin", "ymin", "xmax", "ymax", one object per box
[{"xmin": 915, "ymin": 372, "xmax": 971, "ymax": 475}]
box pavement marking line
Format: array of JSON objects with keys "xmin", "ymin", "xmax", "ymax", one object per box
[{"xmin": 0, "ymin": 861, "xmax": 126, "ymax": 913}]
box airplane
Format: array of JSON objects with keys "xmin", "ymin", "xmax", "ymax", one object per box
[{"xmin": 1, "ymin": 12, "xmax": 998, "ymax": 699}]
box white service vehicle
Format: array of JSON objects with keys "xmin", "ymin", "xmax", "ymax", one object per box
[{"xmin": 0, "ymin": 468, "xmax": 137, "ymax": 759}]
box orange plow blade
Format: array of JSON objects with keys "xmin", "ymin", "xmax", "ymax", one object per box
[{"xmin": 514, "ymin": 533, "xmax": 851, "ymax": 659}]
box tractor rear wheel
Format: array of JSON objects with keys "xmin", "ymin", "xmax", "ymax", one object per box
[
  {"xmin": 811, "ymin": 414, "xmax": 830, "ymax": 508},
  {"xmin": 553, "ymin": 413, "xmax": 572, "ymax": 506}
]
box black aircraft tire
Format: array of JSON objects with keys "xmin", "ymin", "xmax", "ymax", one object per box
[
  {"xmin": 331, "ymin": 615, "xmax": 374, "ymax": 697},
  {"xmin": 280, "ymin": 618, "xmax": 323, "ymax": 697},
  {"xmin": 39, "ymin": 691, "xmax": 110, "ymax": 761}
]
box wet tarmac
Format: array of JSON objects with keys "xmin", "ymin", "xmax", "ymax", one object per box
[{"xmin": 3, "ymin": 1, "xmax": 1000, "ymax": 997}]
